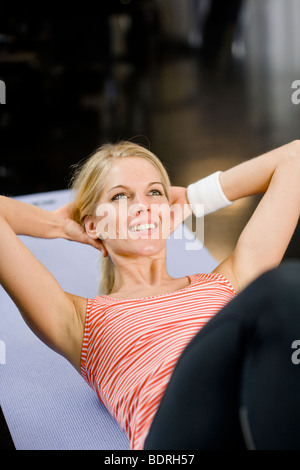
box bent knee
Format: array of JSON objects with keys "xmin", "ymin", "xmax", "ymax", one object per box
[{"xmin": 241, "ymin": 260, "xmax": 300, "ymax": 331}]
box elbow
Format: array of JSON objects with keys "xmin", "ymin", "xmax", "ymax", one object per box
[
  {"xmin": 278, "ymin": 141, "xmax": 300, "ymax": 207},
  {"xmin": 280, "ymin": 140, "xmax": 300, "ymax": 172},
  {"xmin": 0, "ymin": 196, "xmax": 8, "ymax": 221},
  {"xmin": 288, "ymin": 140, "xmax": 300, "ymax": 161}
]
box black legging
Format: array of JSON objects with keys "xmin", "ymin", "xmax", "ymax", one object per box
[{"xmin": 144, "ymin": 261, "xmax": 300, "ymax": 450}]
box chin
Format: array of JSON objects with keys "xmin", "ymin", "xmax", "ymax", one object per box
[
  {"xmin": 131, "ymin": 239, "xmax": 166, "ymax": 256},
  {"xmin": 107, "ymin": 237, "xmax": 166, "ymax": 259}
]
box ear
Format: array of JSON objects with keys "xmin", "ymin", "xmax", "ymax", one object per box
[{"xmin": 84, "ymin": 216, "xmax": 100, "ymax": 240}]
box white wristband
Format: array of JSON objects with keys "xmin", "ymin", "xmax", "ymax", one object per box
[{"xmin": 187, "ymin": 171, "xmax": 232, "ymax": 217}]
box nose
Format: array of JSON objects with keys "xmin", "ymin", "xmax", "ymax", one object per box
[
  {"xmin": 129, "ymin": 194, "xmax": 151, "ymax": 217},
  {"xmin": 130, "ymin": 202, "xmax": 150, "ymax": 217}
]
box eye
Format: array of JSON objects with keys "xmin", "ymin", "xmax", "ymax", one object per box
[
  {"xmin": 149, "ymin": 189, "xmax": 163, "ymax": 196},
  {"xmin": 111, "ymin": 192, "xmax": 127, "ymax": 201}
]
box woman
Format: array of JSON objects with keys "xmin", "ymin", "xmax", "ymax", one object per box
[{"xmin": 0, "ymin": 140, "xmax": 300, "ymax": 450}]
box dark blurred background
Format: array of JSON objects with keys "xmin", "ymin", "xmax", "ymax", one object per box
[{"xmin": 1, "ymin": 0, "xmax": 300, "ymax": 261}]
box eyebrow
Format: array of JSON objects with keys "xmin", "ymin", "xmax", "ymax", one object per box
[{"xmin": 108, "ymin": 182, "xmax": 164, "ymax": 192}]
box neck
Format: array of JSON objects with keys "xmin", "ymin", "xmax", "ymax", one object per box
[{"xmin": 110, "ymin": 252, "xmax": 173, "ymax": 295}]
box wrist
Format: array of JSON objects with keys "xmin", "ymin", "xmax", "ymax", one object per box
[
  {"xmin": 187, "ymin": 171, "xmax": 232, "ymax": 217},
  {"xmin": 51, "ymin": 213, "xmax": 66, "ymax": 239}
]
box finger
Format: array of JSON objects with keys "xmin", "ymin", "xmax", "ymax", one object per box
[{"xmin": 82, "ymin": 233, "xmax": 108, "ymax": 256}]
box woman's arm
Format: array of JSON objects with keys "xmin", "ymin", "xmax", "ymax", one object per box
[
  {"xmin": 0, "ymin": 196, "xmax": 104, "ymax": 252},
  {"xmin": 0, "ymin": 195, "xmax": 64, "ymax": 238},
  {"xmin": 0, "ymin": 197, "xmax": 93, "ymax": 372},
  {"xmin": 219, "ymin": 142, "xmax": 293, "ymax": 200},
  {"xmin": 215, "ymin": 140, "xmax": 300, "ymax": 292}
]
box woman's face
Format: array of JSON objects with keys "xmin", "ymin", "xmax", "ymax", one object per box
[{"xmin": 92, "ymin": 157, "xmax": 171, "ymax": 258}]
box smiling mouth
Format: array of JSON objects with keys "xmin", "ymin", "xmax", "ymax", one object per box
[{"xmin": 128, "ymin": 223, "xmax": 158, "ymax": 232}]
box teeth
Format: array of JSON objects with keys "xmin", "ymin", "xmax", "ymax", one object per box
[{"xmin": 129, "ymin": 223, "xmax": 157, "ymax": 232}]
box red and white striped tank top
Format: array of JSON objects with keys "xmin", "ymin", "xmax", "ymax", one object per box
[{"xmin": 81, "ymin": 272, "xmax": 236, "ymax": 450}]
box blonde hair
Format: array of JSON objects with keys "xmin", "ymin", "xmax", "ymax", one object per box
[{"xmin": 70, "ymin": 141, "xmax": 171, "ymax": 295}]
